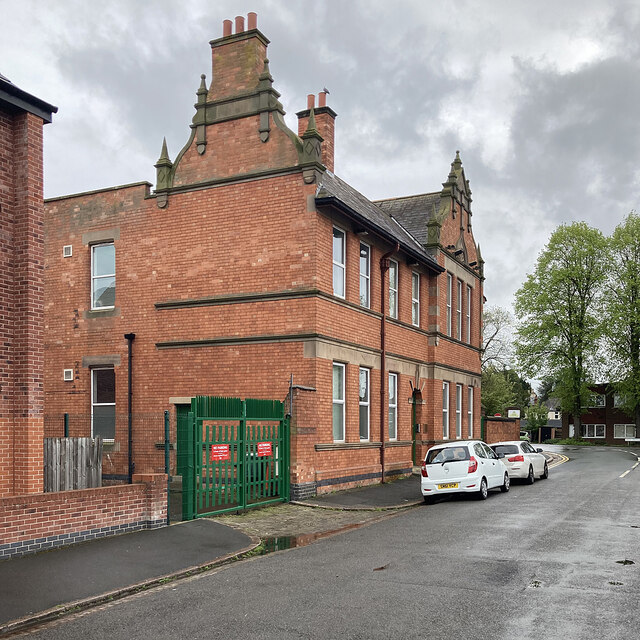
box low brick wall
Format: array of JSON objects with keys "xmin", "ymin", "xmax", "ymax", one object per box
[
  {"xmin": 484, "ymin": 417, "xmax": 520, "ymax": 444},
  {"xmin": 0, "ymin": 473, "xmax": 167, "ymax": 560}
]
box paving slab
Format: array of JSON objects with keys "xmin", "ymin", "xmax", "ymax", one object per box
[
  {"xmin": 0, "ymin": 519, "xmax": 254, "ymax": 629},
  {"xmin": 295, "ymin": 475, "xmax": 422, "ymax": 509}
]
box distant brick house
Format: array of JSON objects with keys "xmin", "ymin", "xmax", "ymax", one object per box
[
  {"xmin": 43, "ymin": 14, "xmax": 484, "ymax": 498},
  {"xmin": 0, "ymin": 74, "xmax": 56, "ymax": 497},
  {"xmin": 563, "ymin": 384, "xmax": 638, "ymax": 445}
]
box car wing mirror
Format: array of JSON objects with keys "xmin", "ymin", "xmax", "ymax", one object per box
[
  {"xmin": 536, "ymin": 448, "xmax": 543, "ymax": 453},
  {"xmin": 496, "ymin": 452, "xmax": 505, "ymax": 458}
]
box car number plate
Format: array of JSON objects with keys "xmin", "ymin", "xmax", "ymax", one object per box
[{"xmin": 438, "ymin": 482, "xmax": 459, "ymax": 489}]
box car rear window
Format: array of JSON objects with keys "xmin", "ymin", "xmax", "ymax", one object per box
[
  {"xmin": 426, "ymin": 446, "xmax": 469, "ymax": 464},
  {"xmin": 492, "ymin": 444, "xmax": 519, "ymax": 455}
]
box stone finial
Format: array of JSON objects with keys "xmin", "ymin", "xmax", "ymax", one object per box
[
  {"xmin": 299, "ymin": 107, "xmax": 324, "ymax": 182},
  {"xmin": 197, "ymin": 74, "xmax": 207, "ymax": 104},
  {"xmin": 155, "ymin": 137, "xmax": 173, "ymax": 192},
  {"xmin": 306, "ymin": 108, "xmax": 319, "ymax": 136}
]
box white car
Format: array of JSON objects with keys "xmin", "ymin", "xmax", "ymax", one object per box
[
  {"xmin": 490, "ymin": 441, "xmax": 548, "ymax": 483},
  {"xmin": 420, "ymin": 440, "xmax": 510, "ymax": 503}
]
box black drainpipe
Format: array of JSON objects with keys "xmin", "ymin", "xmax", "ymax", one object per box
[
  {"xmin": 379, "ymin": 243, "xmax": 399, "ymax": 484},
  {"xmin": 124, "ymin": 333, "xmax": 136, "ymax": 484}
]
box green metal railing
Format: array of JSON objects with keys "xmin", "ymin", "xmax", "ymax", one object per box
[{"xmin": 180, "ymin": 396, "xmax": 290, "ymax": 519}]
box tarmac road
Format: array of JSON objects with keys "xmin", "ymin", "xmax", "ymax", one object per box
[{"xmin": 25, "ymin": 445, "xmax": 640, "ymax": 639}]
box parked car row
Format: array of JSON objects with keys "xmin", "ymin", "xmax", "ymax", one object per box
[{"xmin": 420, "ymin": 439, "xmax": 548, "ymax": 503}]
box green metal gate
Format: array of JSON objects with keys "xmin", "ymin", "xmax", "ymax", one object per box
[{"xmin": 177, "ymin": 396, "xmax": 290, "ymax": 520}]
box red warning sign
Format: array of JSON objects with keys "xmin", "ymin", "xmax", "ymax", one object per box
[
  {"xmin": 257, "ymin": 442, "xmax": 272, "ymax": 457},
  {"xmin": 209, "ymin": 444, "xmax": 230, "ymax": 462}
]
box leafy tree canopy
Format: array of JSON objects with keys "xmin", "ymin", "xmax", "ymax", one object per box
[
  {"xmin": 602, "ymin": 212, "xmax": 640, "ymax": 428},
  {"xmin": 525, "ymin": 401, "xmax": 548, "ymax": 432},
  {"xmin": 481, "ymin": 365, "xmax": 529, "ymax": 417},
  {"xmin": 514, "ymin": 222, "xmax": 607, "ymax": 436}
]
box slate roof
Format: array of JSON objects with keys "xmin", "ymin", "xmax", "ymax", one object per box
[
  {"xmin": 315, "ymin": 171, "xmax": 443, "ymax": 273},
  {"xmin": 375, "ymin": 192, "xmax": 441, "ymax": 246},
  {"xmin": 0, "ymin": 74, "xmax": 57, "ymax": 122}
]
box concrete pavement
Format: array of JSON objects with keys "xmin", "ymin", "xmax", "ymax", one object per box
[
  {"xmin": 0, "ymin": 476, "xmax": 421, "ymax": 635},
  {"xmin": 0, "ymin": 519, "xmax": 256, "ymax": 634}
]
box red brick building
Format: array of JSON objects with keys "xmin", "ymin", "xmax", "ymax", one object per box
[
  {"xmin": 563, "ymin": 384, "xmax": 639, "ymax": 445},
  {"xmin": 44, "ymin": 14, "xmax": 484, "ymax": 498},
  {"xmin": 0, "ymin": 74, "xmax": 56, "ymax": 497}
]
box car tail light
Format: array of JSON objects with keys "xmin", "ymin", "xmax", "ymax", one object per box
[
  {"xmin": 508, "ymin": 455, "xmax": 525, "ymax": 462},
  {"xmin": 421, "ymin": 463, "xmax": 428, "ymax": 478},
  {"xmin": 468, "ymin": 456, "xmax": 478, "ymax": 474}
]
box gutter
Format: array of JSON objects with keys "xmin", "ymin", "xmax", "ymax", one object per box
[
  {"xmin": 316, "ymin": 196, "xmax": 444, "ymax": 275},
  {"xmin": 379, "ymin": 243, "xmax": 400, "ymax": 483}
]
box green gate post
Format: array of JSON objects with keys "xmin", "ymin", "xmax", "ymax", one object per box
[
  {"xmin": 481, "ymin": 415, "xmax": 486, "ymax": 441},
  {"xmin": 239, "ymin": 400, "xmax": 247, "ymax": 510},
  {"xmin": 164, "ymin": 410, "xmax": 170, "ymax": 525},
  {"xmin": 185, "ymin": 411, "xmax": 196, "ymax": 521},
  {"xmin": 63, "ymin": 413, "xmax": 69, "ymax": 438}
]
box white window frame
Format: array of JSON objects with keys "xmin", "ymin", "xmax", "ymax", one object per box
[
  {"xmin": 582, "ymin": 423, "xmax": 605, "ymax": 438},
  {"xmin": 456, "ymin": 280, "xmax": 462, "ymax": 340},
  {"xmin": 411, "ymin": 272, "xmax": 420, "ymax": 327},
  {"xmin": 332, "ymin": 363, "xmax": 345, "ymax": 442},
  {"xmin": 91, "ymin": 242, "xmax": 115, "ymax": 310},
  {"xmin": 91, "ymin": 367, "xmax": 115, "ymax": 441},
  {"xmin": 442, "ymin": 381, "xmax": 450, "ymax": 439},
  {"xmin": 586, "ymin": 393, "xmax": 605, "ymax": 408},
  {"xmin": 359, "ymin": 367, "xmax": 370, "ymax": 441},
  {"xmin": 389, "ymin": 260, "xmax": 398, "ymax": 319},
  {"xmin": 614, "ymin": 424, "xmax": 636, "ymax": 439},
  {"xmin": 455, "ymin": 384, "xmax": 462, "ymax": 438},
  {"xmin": 332, "ymin": 227, "xmax": 346, "ymax": 299},
  {"xmin": 388, "ymin": 372, "xmax": 398, "ymax": 441},
  {"xmin": 467, "ymin": 387, "xmax": 474, "ymax": 438},
  {"xmin": 359, "ymin": 242, "xmax": 370, "ymax": 308},
  {"xmin": 466, "ymin": 285, "xmax": 471, "ymax": 343},
  {"xmin": 446, "ymin": 273, "xmax": 452, "ymax": 336}
]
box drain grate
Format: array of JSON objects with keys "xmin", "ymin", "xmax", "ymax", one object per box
[{"xmin": 528, "ymin": 580, "xmax": 542, "ymax": 588}]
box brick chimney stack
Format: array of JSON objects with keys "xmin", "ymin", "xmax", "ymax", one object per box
[
  {"xmin": 209, "ymin": 13, "xmax": 269, "ymax": 102},
  {"xmin": 297, "ymin": 92, "xmax": 337, "ymax": 172}
]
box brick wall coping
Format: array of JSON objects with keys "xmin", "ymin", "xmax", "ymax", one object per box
[{"xmin": 45, "ymin": 181, "xmax": 152, "ymax": 202}]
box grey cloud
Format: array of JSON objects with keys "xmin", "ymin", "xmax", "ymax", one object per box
[{"xmin": 509, "ymin": 56, "xmax": 640, "ymax": 230}]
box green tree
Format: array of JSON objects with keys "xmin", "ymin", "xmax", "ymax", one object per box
[
  {"xmin": 503, "ymin": 368, "xmax": 532, "ymax": 413},
  {"xmin": 514, "ymin": 222, "xmax": 607, "ymax": 440},
  {"xmin": 602, "ymin": 212, "xmax": 640, "ymax": 433},
  {"xmin": 525, "ymin": 401, "xmax": 548, "ymax": 439},
  {"xmin": 537, "ymin": 379, "xmax": 556, "ymax": 403},
  {"xmin": 481, "ymin": 365, "xmax": 516, "ymax": 416}
]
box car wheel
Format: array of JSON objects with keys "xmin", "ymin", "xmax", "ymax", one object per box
[
  {"xmin": 477, "ymin": 477, "xmax": 488, "ymax": 500},
  {"xmin": 541, "ymin": 462, "xmax": 549, "ymax": 479},
  {"xmin": 500, "ymin": 473, "xmax": 510, "ymax": 492},
  {"xmin": 526, "ymin": 465, "xmax": 535, "ymax": 484},
  {"xmin": 423, "ymin": 495, "xmax": 434, "ymax": 504}
]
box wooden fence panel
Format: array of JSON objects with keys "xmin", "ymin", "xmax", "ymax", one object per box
[{"xmin": 44, "ymin": 438, "xmax": 103, "ymax": 492}]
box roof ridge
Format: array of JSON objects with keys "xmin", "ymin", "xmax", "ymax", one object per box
[{"xmin": 373, "ymin": 191, "xmax": 440, "ymax": 204}]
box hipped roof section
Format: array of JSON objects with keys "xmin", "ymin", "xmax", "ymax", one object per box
[
  {"xmin": 375, "ymin": 193, "xmax": 441, "ymax": 246},
  {"xmin": 315, "ymin": 171, "xmax": 443, "ymax": 274}
]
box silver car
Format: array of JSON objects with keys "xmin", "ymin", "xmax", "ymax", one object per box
[
  {"xmin": 420, "ymin": 440, "xmax": 510, "ymax": 503},
  {"xmin": 490, "ymin": 441, "xmax": 549, "ymax": 483}
]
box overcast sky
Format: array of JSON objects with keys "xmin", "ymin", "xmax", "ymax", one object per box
[{"xmin": 3, "ymin": 0, "xmax": 639, "ymax": 313}]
